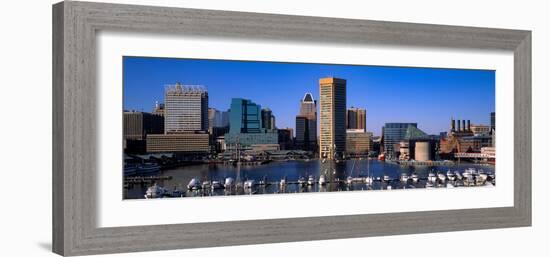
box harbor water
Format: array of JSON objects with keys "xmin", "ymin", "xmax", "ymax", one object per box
[{"xmin": 124, "ymin": 159, "xmax": 495, "ymax": 199}]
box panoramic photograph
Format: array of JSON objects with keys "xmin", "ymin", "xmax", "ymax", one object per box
[{"xmin": 122, "ymin": 57, "xmax": 496, "ymax": 199}]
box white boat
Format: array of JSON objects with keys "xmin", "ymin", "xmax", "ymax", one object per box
[
  {"xmin": 171, "ymin": 187, "xmax": 183, "ymax": 197},
  {"xmin": 411, "ymin": 173, "xmax": 419, "ymax": 183},
  {"xmin": 454, "ymin": 171, "xmax": 463, "ymax": 180},
  {"xmin": 243, "ymin": 180, "xmax": 255, "ymax": 188},
  {"xmin": 383, "ymin": 175, "xmax": 391, "ymax": 183},
  {"xmin": 187, "ymin": 178, "xmax": 201, "ymax": 190},
  {"xmin": 202, "ymin": 181, "xmax": 211, "ymax": 189},
  {"xmin": 298, "ymin": 177, "xmax": 306, "ymax": 186},
  {"xmin": 447, "ymin": 170, "xmax": 456, "ymax": 181},
  {"xmin": 462, "ymin": 168, "xmax": 476, "ymax": 185},
  {"xmin": 280, "ymin": 177, "xmax": 287, "ymax": 187},
  {"xmin": 211, "ymin": 180, "xmax": 223, "ymax": 190},
  {"xmin": 400, "ymin": 173, "xmax": 410, "ymax": 183},
  {"xmin": 224, "ymin": 177, "xmax": 234, "ymax": 188},
  {"xmin": 364, "ymin": 176, "xmax": 374, "ymax": 185},
  {"xmin": 144, "ymin": 184, "xmax": 165, "ymax": 199},
  {"xmin": 476, "ymin": 170, "xmax": 488, "ymax": 185},
  {"xmin": 307, "ymin": 175, "xmax": 315, "ymax": 185},
  {"xmin": 437, "ymin": 172, "xmax": 447, "ymax": 183},
  {"xmin": 427, "ymin": 172, "xmax": 437, "ymax": 183},
  {"xmin": 319, "ymin": 175, "xmax": 327, "ymax": 185},
  {"xmin": 346, "ymin": 176, "xmax": 353, "ymax": 185}
]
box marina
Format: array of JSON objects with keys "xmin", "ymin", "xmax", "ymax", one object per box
[{"xmin": 124, "ymin": 159, "xmax": 495, "ymax": 199}]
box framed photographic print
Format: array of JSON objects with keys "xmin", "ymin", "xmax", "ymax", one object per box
[{"xmin": 52, "ymin": 1, "xmax": 531, "ymax": 256}]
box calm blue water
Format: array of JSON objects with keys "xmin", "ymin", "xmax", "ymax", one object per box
[{"xmin": 124, "ymin": 160, "xmax": 495, "ymax": 199}]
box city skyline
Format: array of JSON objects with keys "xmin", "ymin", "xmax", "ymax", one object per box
[{"xmin": 123, "ymin": 57, "xmax": 495, "ymax": 135}]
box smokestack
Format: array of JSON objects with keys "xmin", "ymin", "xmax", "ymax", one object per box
[
  {"xmin": 462, "ymin": 120, "xmax": 466, "ymax": 132},
  {"xmin": 451, "ymin": 118, "xmax": 455, "ymax": 131},
  {"xmin": 457, "ymin": 120, "xmax": 461, "ymax": 131},
  {"xmin": 467, "ymin": 120, "xmax": 471, "ymax": 131}
]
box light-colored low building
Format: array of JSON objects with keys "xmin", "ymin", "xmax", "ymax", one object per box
[
  {"xmin": 250, "ymin": 144, "xmax": 280, "ymax": 152},
  {"xmin": 346, "ymin": 129, "xmax": 372, "ymax": 154},
  {"xmin": 414, "ymin": 141, "xmax": 431, "ymax": 161},
  {"xmin": 146, "ymin": 133, "xmax": 209, "ymax": 153}
]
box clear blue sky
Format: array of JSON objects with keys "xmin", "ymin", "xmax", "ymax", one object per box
[{"xmin": 123, "ymin": 56, "xmax": 495, "ymax": 136}]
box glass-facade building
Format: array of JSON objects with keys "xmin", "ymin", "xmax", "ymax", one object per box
[
  {"xmin": 382, "ymin": 123, "xmax": 417, "ymax": 158},
  {"xmin": 225, "ymin": 98, "xmax": 278, "ymax": 150}
]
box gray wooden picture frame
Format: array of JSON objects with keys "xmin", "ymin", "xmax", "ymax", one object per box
[{"xmin": 52, "ymin": 1, "xmax": 531, "ymax": 256}]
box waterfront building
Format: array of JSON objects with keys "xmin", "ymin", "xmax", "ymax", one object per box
[
  {"xmin": 371, "ymin": 136, "xmax": 381, "ymax": 155},
  {"xmin": 295, "ymin": 92, "xmax": 317, "ymax": 152},
  {"xmin": 414, "ymin": 141, "xmax": 431, "ymax": 161},
  {"xmin": 164, "ymin": 83, "xmax": 208, "ymax": 133},
  {"xmin": 146, "ymin": 133, "xmax": 209, "ymax": 153},
  {"xmin": 123, "ymin": 111, "xmax": 164, "ymax": 153},
  {"xmin": 123, "ymin": 111, "xmax": 164, "ymax": 140},
  {"xmin": 346, "ymin": 107, "xmax": 366, "ymax": 132},
  {"xmin": 225, "ymin": 132, "xmax": 279, "ymax": 150},
  {"xmin": 250, "ymin": 144, "xmax": 280, "ymax": 152},
  {"xmin": 440, "ymin": 134, "xmax": 493, "ymax": 155},
  {"xmin": 215, "ymin": 136, "xmax": 226, "ymax": 153},
  {"xmin": 382, "ymin": 123, "xmax": 417, "ymax": 158},
  {"xmin": 319, "ymin": 77, "xmax": 347, "ymax": 159},
  {"xmin": 394, "ymin": 125, "xmax": 438, "ymax": 161},
  {"xmin": 225, "ymin": 98, "xmax": 278, "ymax": 150},
  {"xmin": 345, "ymin": 129, "xmax": 372, "ymax": 156},
  {"xmin": 278, "ymin": 128, "xmax": 294, "ymax": 150},
  {"xmin": 209, "ymin": 126, "xmax": 229, "ymax": 153}
]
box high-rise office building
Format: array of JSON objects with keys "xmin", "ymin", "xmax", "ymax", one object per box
[
  {"xmin": 208, "ymin": 108, "xmax": 229, "ymax": 130},
  {"xmin": 225, "ymin": 98, "xmax": 278, "ymax": 150},
  {"xmin": 382, "ymin": 123, "xmax": 417, "ymax": 158},
  {"xmin": 319, "ymin": 77, "xmax": 347, "ymax": 159},
  {"xmin": 295, "ymin": 116, "xmax": 317, "ymax": 150},
  {"xmin": 299, "ymin": 92, "xmax": 316, "ymax": 117},
  {"xmin": 164, "ymin": 83, "xmax": 208, "ymax": 133},
  {"xmin": 228, "ymin": 98, "xmax": 261, "ymax": 134},
  {"xmin": 347, "ymin": 107, "xmax": 366, "ymax": 132},
  {"xmin": 270, "ymin": 115, "xmax": 276, "ymax": 130},
  {"xmin": 295, "ymin": 93, "xmax": 317, "ymax": 151},
  {"xmin": 261, "ymin": 108, "xmax": 276, "ymax": 130},
  {"xmin": 278, "ymin": 128, "xmax": 294, "ymax": 150}
]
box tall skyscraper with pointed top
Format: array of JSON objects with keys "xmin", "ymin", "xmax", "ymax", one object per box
[
  {"xmin": 319, "ymin": 77, "xmax": 347, "ymax": 159},
  {"xmin": 295, "ymin": 93, "xmax": 317, "ymax": 151}
]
